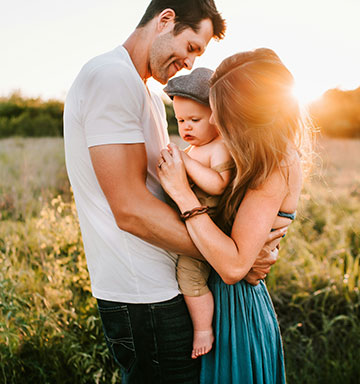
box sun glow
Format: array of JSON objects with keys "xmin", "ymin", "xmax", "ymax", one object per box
[{"xmin": 291, "ymin": 81, "xmax": 324, "ymax": 106}]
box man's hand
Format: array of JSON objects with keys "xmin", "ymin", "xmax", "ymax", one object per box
[{"xmin": 244, "ymin": 226, "xmax": 287, "ymax": 286}]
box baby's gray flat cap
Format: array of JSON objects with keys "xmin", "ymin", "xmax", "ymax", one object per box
[{"xmin": 164, "ymin": 67, "xmax": 214, "ymax": 106}]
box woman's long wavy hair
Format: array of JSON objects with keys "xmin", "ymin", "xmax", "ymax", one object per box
[{"xmin": 210, "ymin": 48, "xmax": 312, "ymax": 234}]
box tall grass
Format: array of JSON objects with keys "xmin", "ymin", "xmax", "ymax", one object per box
[
  {"xmin": 0, "ymin": 138, "xmax": 71, "ymax": 220},
  {"xmin": 270, "ymin": 186, "xmax": 360, "ymax": 383},
  {"xmin": 0, "ymin": 137, "xmax": 359, "ymax": 383},
  {"xmin": 0, "ymin": 196, "xmax": 120, "ymax": 383},
  {"xmin": 268, "ymin": 137, "xmax": 360, "ymax": 383}
]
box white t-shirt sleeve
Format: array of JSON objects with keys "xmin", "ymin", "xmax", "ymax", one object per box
[{"xmin": 83, "ymin": 63, "xmax": 145, "ymax": 147}]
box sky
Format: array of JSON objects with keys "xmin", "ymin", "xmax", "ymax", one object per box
[{"xmin": 1, "ymin": 0, "xmax": 359, "ymax": 104}]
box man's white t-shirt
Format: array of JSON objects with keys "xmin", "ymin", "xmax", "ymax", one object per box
[{"xmin": 64, "ymin": 45, "xmax": 180, "ymax": 303}]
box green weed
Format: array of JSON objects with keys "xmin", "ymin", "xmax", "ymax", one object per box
[{"xmin": 1, "ymin": 137, "xmax": 360, "ymax": 383}]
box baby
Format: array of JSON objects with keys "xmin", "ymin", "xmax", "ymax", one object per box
[{"xmin": 164, "ymin": 68, "xmax": 234, "ymax": 359}]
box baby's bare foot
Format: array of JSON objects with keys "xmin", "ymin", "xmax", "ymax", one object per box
[{"xmin": 191, "ymin": 329, "xmax": 214, "ymax": 359}]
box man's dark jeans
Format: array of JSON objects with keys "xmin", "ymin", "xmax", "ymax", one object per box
[{"xmin": 97, "ymin": 294, "xmax": 200, "ymax": 383}]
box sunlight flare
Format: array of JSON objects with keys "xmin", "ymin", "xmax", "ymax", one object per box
[{"xmin": 291, "ymin": 81, "xmax": 324, "ymax": 106}]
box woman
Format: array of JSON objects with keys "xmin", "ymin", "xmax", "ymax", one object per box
[{"xmin": 158, "ymin": 48, "xmax": 311, "ymax": 383}]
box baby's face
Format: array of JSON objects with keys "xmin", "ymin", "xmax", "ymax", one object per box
[{"xmin": 173, "ymin": 96, "xmax": 219, "ymax": 146}]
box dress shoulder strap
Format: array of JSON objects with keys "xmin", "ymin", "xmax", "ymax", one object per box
[{"xmin": 277, "ymin": 211, "xmax": 296, "ymax": 220}]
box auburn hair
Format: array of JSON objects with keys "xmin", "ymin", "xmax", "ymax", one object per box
[{"xmin": 210, "ymin": 48, "xmax": 313, "ymax": 234}]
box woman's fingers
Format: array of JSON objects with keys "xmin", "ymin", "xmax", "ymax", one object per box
[
  {"xmin": 252, "ymin": 246, "xmax": 278, "ymax": 270},
  {"xmin": 266, "ymin": 226, "xmax": 287, "ymax": 243},
  {"xmin": 160, "ymin": 148, "xmax": 173, "ymax": 164},
  {"xmin": 168, "ymin": 142, "xmax": 179, "ymax": 151},
  {"xmin": 169, "ymin": 143, "xmax": 182, "ymax": 162},
  {"xmin": 157, "ymin": 144, "xmax": 191, "ymax": 201},
  {"xmin": 167, "ymin": 142, "xmax": 180, "ymax": 155},
  {"xmin": 263, "ymin": 226, "xmax": 288, "ymax": 252},
  {"xmin": 159, "ymin": 145, "xmax": 185, "ymax": 175}
]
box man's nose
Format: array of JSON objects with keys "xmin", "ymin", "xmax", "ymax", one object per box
[{"xmin": 183, "ymin": 57, "xmax": 194, "ymax": 70}]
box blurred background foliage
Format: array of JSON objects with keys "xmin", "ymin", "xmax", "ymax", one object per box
[
  {"xmin": 309, "ymin": 87, "xmax": 360, "ymax": 138},
  {"xmin": 0, "ymin": 87, "xmax": 360, "ymax": 138},
  {"xmin": 0, "ymin": 93, "xmax": 63, "ymax": 138}
]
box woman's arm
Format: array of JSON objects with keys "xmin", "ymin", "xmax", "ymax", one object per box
[{"xmin": 158, "ymin": 144, "xmax": 289, "ymax": 284}]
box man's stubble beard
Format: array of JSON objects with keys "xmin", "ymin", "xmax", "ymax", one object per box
[{"xmin": 149, "ymin": 32, "xmax": 175, "ymax": 84}]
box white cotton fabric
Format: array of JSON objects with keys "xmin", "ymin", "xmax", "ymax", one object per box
[{"xmin": 64, "ymin": 46, "xmax": 180, "ymax": 303}]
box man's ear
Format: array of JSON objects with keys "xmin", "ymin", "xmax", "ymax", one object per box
[{"xmin": 157, "ymin": 8, "xmax": 176, "ymax": 32}]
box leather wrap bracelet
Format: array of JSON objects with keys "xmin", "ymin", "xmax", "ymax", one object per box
[{"xmin": 179, "ymin": 206, "xmax": 209, "ymax": 221}]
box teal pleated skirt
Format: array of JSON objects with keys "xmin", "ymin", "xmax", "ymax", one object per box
[{"xmin": 200, "ymin": 271, "xmax": 286, "ymax": 384}]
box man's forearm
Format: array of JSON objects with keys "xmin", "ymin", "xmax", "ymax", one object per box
[
  {"xmin": 114, "ymin": 188, "xmax": 202, "ymax": 258},
  {"xmin": 89, "ymin": 143, "xmax": 201, "ymax": 258}
]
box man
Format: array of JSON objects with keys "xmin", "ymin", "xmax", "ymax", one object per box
[{"xmin": 64, "ymin": 1, "xmax": 282, "ymax": 382}]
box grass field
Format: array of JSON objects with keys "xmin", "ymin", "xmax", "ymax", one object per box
[{"xmin": 0, "ymin": 136, "xmax": 359, "ymax": 383}]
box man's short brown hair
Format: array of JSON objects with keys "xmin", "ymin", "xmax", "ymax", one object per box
[{"xmin": 137, "ymin": 0, "xmax": 226, "ymax": 40}]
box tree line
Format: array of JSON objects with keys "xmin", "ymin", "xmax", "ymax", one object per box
[
  {"xmin": 0, "ymin": 93, "xmax": 63, "ymax": 137},
  {"xmin": 0, "ymin": 88, "xmax": 359, "ymax": 138},
  {"xmin": 309, "ymin": 87, "xmax": 360, "ymax": 138}
]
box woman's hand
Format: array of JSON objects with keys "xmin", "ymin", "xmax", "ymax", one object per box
[
  {"xmin": 244, "ymin": 226, "xmax": 287, "ymax": 285},
  {"xmin": 157, "ymin": 143, "xmax": 194, "ymax": 203}
]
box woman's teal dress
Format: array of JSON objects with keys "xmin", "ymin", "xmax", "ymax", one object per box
[{"xmin": 200, "ymin": 211, "xmax": 295, "ymax": 384}]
